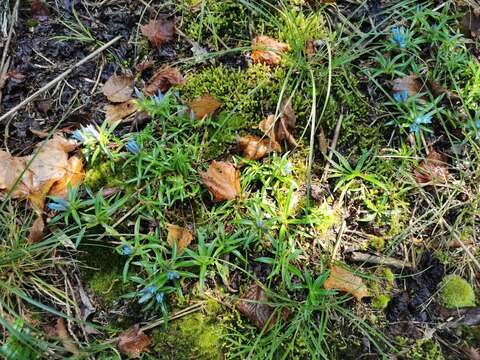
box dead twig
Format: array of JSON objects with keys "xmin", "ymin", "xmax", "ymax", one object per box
[
  {"xmin": 0, "ymin": 0, "xmax": 19, "ymax": 106},
  {"xmin": 0, "ymin": 35, "xmax": 122, "ymax": 123},
  {"xmin": 347, "ymin": 251, "xmax": 414, "ymax": 269}
]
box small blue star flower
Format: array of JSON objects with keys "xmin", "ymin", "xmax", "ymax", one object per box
[
  {"xmin": 256, "ymin": 219, "xmax": 265, "ymax": 229},
  {"xmin": 410, "ymin": 113, "xmax": 432, "ymax": 133},
  {"xmin": 152, "ymin": 90, "xmax": 164, "ymax": 105},
  {"xmin": 72, "ymin": 129, "xmax": 85, "ymax": 142},
  {"xmin": 47, "ymin": 198, "xmax": 69, "ymax": 212},
  {"xmin": 391, "ymin": 26, "xmax": 406, "ymax": 48},
  {"xmin": 282, "ymin": 162, "xmax": 293, "ymax": 176},
  {"xmin": 121, "ymin": 245, "xmax": 133, "ymax": 256},
  {"xmin": 155, "ymin": 292, "xmax": 164, "ymax": 303},
  {"xmin": 167, "ymin": 271, "xmax": 180, "ymax": 280},
  {"xmin": 138, "ymin": 286, "xmax": 157, "ymax": 304},
  {"xmin": 126, "ymin": 139, "xmax": 140, "ymax": 155},
  {"xmin": 393, "ymin": 89, "xmax": 409, "ymax": 102},
  {"xmin": 83, "ymin": 124, "xmax": 101, "ymax": 141}
]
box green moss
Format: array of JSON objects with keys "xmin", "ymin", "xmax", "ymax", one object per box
[
  {"xmin": 439, "ymin": 274, "xmax": 476, "ymax": 308},
  {"xmin": 371, "ymin": 294, "xmax": 390, "ymax": 310},
  {"xmin": 406, "ymin": 340, "xmax": 445, "ymax": 360},
  {"xmin": 84, "ymin": 162, "xmax": 113, "ymax": 190},
  {"xmin": 151, "ymin": 304, "xmax": 224, "ymax": 359},
  {"xmin": 368, "ymin": 236, "xmax": 385, "ymax": 251},
  {"xmin": 89, "ymin": 270, "xmax": 126, "ymax": 307},
  {"xmin": 383, "ymin": 268, "xmax": 395, "ymax": 285}
]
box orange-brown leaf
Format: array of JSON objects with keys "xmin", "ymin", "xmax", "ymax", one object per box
[
  {"xmin": 414, "ymin": 150, "xmax": 449, "ymax": 184},
  {"xmin": 237, "ymin": 135, "xmax": 279, "ymax": 160},
  {"xmin": 49, "ymin": 156, "xmax": 85, "ymax": 198},
  {"xmin": 258, "ymin": 99, "xmax": 297, "ymax": 147},
  {"xmin": 141, "ymin": 19, "xmax": 175, "ymax": 47},
  {"xmin": 323, "ymin": 265, "xmax": 369, "ymax": 301},
  {"xmin": 201, "ymin": 161, "xmax": 240, "ymax": 202},
  {"xmin": 392, "ymin": 74, "xmax": 422, "ymax": 97},
  {"xmin": 251, "ymin": 35, "xmax": 290, "ymax": 65},
  {"xmin": 103, "ymin": 75, "xmax": 134, "ymax": 103},
  {"xmin": 166, "ymin": 223, "xmax": 193, "ymax": 253},
  {"xmin": 188, "ymin": 93, "xmax": 221, "ymax": 120},
  {"xmin": 28, "ymin": 216, "xmax": 45, "ymax": 244},
  {"xmin": 118, "ymin": 325, "xmax": 150, "ymax": 359},
  {"xmin": 105, "ymin": 100, "xmax": 138, "ymax": 125},
  {"xmin": 55, "ymin": 318, "xmax": 79, "ymax": 356},
  {"xmin": 144, "ymin": 66, "xmax": 185, "ymax": 96}
]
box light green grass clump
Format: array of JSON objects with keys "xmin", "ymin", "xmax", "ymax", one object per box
[{"xmin": 439, "ymin": 275, "xmax": 475, "ymax": 308}]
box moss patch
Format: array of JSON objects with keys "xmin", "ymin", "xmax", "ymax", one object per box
[{"xmin": 439, "ymin": 274, "xmax": 475, "ymax": 308}]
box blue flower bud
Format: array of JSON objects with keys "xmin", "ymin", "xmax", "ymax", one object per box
[{"xmin": 126, "ymin": 140, "xmax": 140, "ymax": 155}]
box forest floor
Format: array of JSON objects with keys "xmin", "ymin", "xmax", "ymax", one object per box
[{"xmin": 1, "ymin": 0, "xmax": 480, "ymax": 359}]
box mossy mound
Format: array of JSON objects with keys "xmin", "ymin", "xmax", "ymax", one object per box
[
  {"xmin": 439, "ymin": 274, "xmax": 475, "ymax": 309},
  {"xmin": 151, "ymin": 304, "xmax": 224, "ymax": 359}
]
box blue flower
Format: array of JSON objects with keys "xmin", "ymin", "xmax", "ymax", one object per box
[
  {"xmin": 167, "ymin": 271, "xmax": 180, "ymax": 280},
  {"xmin": 282, "ymin": 162, "xmax": 293, "ymax": 175},
  {"xmin": 134, "ymin": 87, "xmax": 144, "ymax": 99},
  {"xmin": 121, "ymin": 245, "xmax": 133, "ymax": 256},
  {"xmin": 72, "ymin": 129, "xmax": 85, "ymax": 142},
  {"xmin": 126, "ymin": 139, "xmax": 140, "ymax": 155},
  {"xmin": 47, "ymin": 198, "xmax": 69, "ymax": 212},
  {"xmin": 138, "ymin": 286, "xmax": 157, "ymax": 304},
  {"xmin": 152, "ymin": 90, "xmax": 164, "ymax": 105},
  {"xmin": 391, "ymin": 27, "xmax": 406, "ymax": 48},
  {"xmin": 72, "ymin": 124, "xmax": 101, "ymax": 143},
  {"xmin": 256, "ymin": 220, "xmax": 265, "ymax": 228},
  {"xmin": 393, "ymin": 90, "xmax": 409, "ymax": 102},
  {"xmin": 410, "ymin": 113, "xmax": 432, "ymax": 133},
  {"xmin": 155, "ymin": 292, "xmax": 164, "ymax": 303}
]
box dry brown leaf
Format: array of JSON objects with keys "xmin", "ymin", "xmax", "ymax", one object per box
[
  {"xmin": 118, "ymin": 325, "xmax": 150, "ymax": 359},
  {"xmin": 102, "ymin": 75, "xmax": 134, "ymax": 103},
  {"xmin": 141, "ymin": 19, "xmax": 175, "ymax": 47},
  {"xmin": 463, "ymin": 9, "xmax": 480, "ymax": 38},
  {"xmin": 427, "ymin": 80, "xmax": 460, "ymax": 102},
  {"xmin": 252, "ymin": 35, "xmax": 290, "ymax": 65},
  {"xmin": 105, "ymin": 100, "xmax": 138, "ymax": 125},
  {"xmin": 201, "ymin": 161, "xmax": 241, "ymax": 202},
  {"xmin": 414, "ymin": 150, "xmax": 449, "ymax": 184},
  {"xmin": 237, "ymin": 135, "xmax": 280, "ymax": 160},
  {"xmin": 29, "ymin": 127, "xmax": 49, "ymax": 138},
  {"xmin": 323, "ymin": 265, "xmax": 369, "ymax": 301},
  {"xmin": 144, "ymin": 66, "xmax": 185, "ymax": 96},
  {"xmin": 135, "ymin": 59, "xmax": 155, "ymax": 73},
  {"xmin": 166, "ymin": 223, "xmax": 193, "ymax": 253},
  {"xmin": 188, "ymin": 93, "xmax": 221, "ymax": 120},
  {"xmin": 392, "ymin": 74, "xmax": 422, "ymax": 97},
  {"xmin": 28, "ymin": 216, "xmax": 44, "ymax": 244},
  {"xmin": 259, "ymin": 99, "xmax": 297, "ymax": 147},
  {"xmin": 32, "ymin": 0, "xmax": 49, "ymax": 19},
  {"xmin": 55, "ymin": 318, "xmax": 79, "ymax": 356},
  {"xmin": 237, "ymin": 284, "xmax": 289, "ymax": 330},
  {"xmin": 49, "ymin": 156, "xmax": 85, "ymax": 198},
  {"xmin": 0, "ymin": 135, "xmax": 79, "ymax": 212}
]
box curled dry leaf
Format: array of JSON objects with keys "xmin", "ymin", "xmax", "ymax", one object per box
[
  {"xmin": 414, "ymin": 150, "xmax": 449, "ymax": 184},
  {"xmin": 28, "ymin": 216, "xmax": 44, "ymax": 244},
  {"xmin": 105, "ymin": 100, "xmax": 138, "ymax": 125},
  {"xmin": 252, "ymin": 35, "xmax": 290, "ymax": 65},
  {"xmin": 237, "ymin": 284, "xmax": 289, "ymax": 330},
  {"xmin": 188, "ymin": 93, "xmax": 221, "ymax": 120},
  {"xmin": 237, "ymin": 135, "xmax": 280, "ymax": 160},
  {"xmin": 259, "ymin": 99, "xmax": 297, "ymax": 147},
  {"xmin": 166, "ymin": 223, "xmax": 193, "ymax": 253},
  {"xmin": 144, "ymin": 66, "xmax": 185, "ymax": 96},
  {"xmin": 31, "ymin": 0, "xmax": 50, "ymax": 19},
  {"xmin": 0, "ymin": 135, "xmax": 82, "ymax": 212},
  {"xmin": 201, "ymin": 161, "xmax": 240, "ymax": 202},
  {"xmin": 392, "ymin": 74, "xmax": 422, "ymax": 97},
  {"xmin": 118, "ymin": 325, "xmax": 150, "ymax": 359},
  {"xmin": 102, "ymin": 75, "xmax": 134, "ymax": 103},
  {"xmin": 49, "ymin": 156, "xmax": 85, "ymax": 198},
  {"xmin": 463, "ymin": 8, "xmax": 480, "ymax": 38},
  {"xmin": 141, "ymin": 19, "xmax": 175, "ymax": 47},
  {"xmin": 323, "ymin": 265, "xmax": 369, "ymax": 301}
]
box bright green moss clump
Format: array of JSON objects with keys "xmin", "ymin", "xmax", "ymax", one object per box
[
  {"xmin": 371, "ymin": 294, "xmax": 390, "ymax": 310},
  {"xmin": 439, "ymin": 275, "xmax": 475, "ymax": 308}
]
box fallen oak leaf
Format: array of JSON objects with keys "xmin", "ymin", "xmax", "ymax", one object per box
[
  {"xmin": 392, "ymin": 74, "xmax": 422, "ymax": 100},
  {"xmin": 105, "ymin": 100, "xmax": 138, "ymax": 125},
  {"xmin": 414, "ymin": 150, "xmax": 449, "ymax": 185},
  {"xmin": 237, "ymin": 135, "xmax": 280, "ymax": 160},
  {"xmin": 201, "ymin": 161, "xmax": 240, "ymax": 201},
  {"xmin": 118, "ymin": 325, "xmax": 150, "ymax": 359},
  {"xmin": 49, "ymin": 156, "xmax": 85, "ymax": 198},
  {"xmin": 141, "ymin": 18, "xmax": 175, "ymax": 47},
  {"xmin": 252, "ymin": 35, "xmax": 290, "ymax": 65},
  {"xmin": 259, "ymin": 99, "xmax": 297, "ymax": 147},
  {"xmin": 103, "ymin": 74, "xmax": 134, "ymax": 103},
  {"xmin": 144, "ymin": 66, "xmax": 185, "ymax": 96},
  {"xmin": 188, "ymin": 93, "xmax": 221, "ymax": 120},
  {"xmin": 323, "ymin": 264, "xmax": 369, "ymax": 301},
  {"xmin": 166, "ymin": 223, "xmax": 193, "ymax": 253}
]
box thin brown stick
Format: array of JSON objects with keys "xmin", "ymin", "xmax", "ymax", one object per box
[
  {"xmin": 0, "ymin": 0, "xmax": 20, "ymax": 106},
  {"xmin": 348, "ymin": 251, "xmax": 414, "ymax": 269},
  {"xmin": 321, "ymin": 114, "xmax": 343, "ymax": 182},
  {"xmin": 0, "ymin": 35, "xmax": 122, "ymax": 122}
]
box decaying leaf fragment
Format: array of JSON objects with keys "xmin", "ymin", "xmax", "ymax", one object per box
[
  {"xmin": 141, "ymin": 19, "xmax": 176, "ymax": 47},
  {"xmin": 259, "ymin": 99, "xmax": 298, "ymax": 147},
  {"xmin": 323, "ymin": 265, "xmax": 369, "ymax": 301},
  {"xmin": 56, "ymin": 318, "xmax": 79, "ymax": 356},
  {"xmin": 201, "ymin": 161, "xmax": 240, "ymax": 201},
  {"xmin": 28, "ymin": 216, "xmax": 45, "ymax": 244},
  {"xmin": 251, "ymin": 35, "xmax": 290, "ymax": 65},
  {"xmin": 237, "ymin": 284, "xmax": 289, "ymax": 330},
  {"xmin": 463, "ymin": 8, "xmax": 480, "ymax": 38},
  {"xmin": 144, "ymin": 66, "xmax": 185, "ymax": 96},
  {"xmin": 414, "ymin": 150, "xmax": 449, "ymax": 184},
  {"xmin": 118, "ymin": 325, "xmax": 151, "ymax": 359},
  {"xmin": 105, "ymin": 100, "xmax": 138, "ymax": 125},
  {"xmin": 103, "ymin": 75, "xmax": 134, "ymax": 103},
  {"xmin": 0, "ymin": 135, "xmax": 83, "ymax": 211},
  {"xmin": 166, "ymin": 223, "xmax": 193, "ymax": 253},
  {"xmin": 237, "ymin": 135, "xmax": 280, "ymax": 160},
  {"xmin": 188, "ymin": 93, "xmax": 221, "ymax": 120},
  {"xmin": 392, "ymin": 74, "xmax": 422, "ymax": 98}
]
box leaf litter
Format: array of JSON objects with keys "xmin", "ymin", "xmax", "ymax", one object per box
[{"xmin": 201, "ymin": 161, "xmax": 241, "ymax": 201}]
